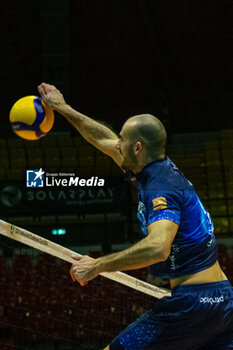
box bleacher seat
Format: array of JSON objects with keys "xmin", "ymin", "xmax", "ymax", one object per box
[
  {"xmin": 11, "ymin": 158, "xmax": 27, "ymax": 169},
  {"xmin": 212, "ymin": 217, "xmax": 229, "ymax": 233},
  {"xmin": 61, "ymin": 147, "xmax": 78, "ymax": 169},
  {"xmin": 0, "ymin": 169, "xmax": 6, "ymax": 180},
  {"xmin": 74, "ymin": 137, "xmax": 89, "ymax": 148},
  {"xmin": 26, "ymin": 147, "xmax": 43, "ymax": 158},
  {"xmin": 95, "ymin": 152, "xmax": 112, "ymax": 176},
  {"xmin": 220, "ymin": 129, "xmax": 233, "ymax": 140},
  {"xmin": 39, "ymin": 136, "xmax": 57, "ymax": 148},
  {"xmin": 27, "ymin": 155, "xmax": 44, "ymax": 169},
  {"xmin": 6, "ymin": 169, "xmax": 24, "ymax": 181},
  {"xmin": 0, "ymin": 138, "xmax": 7, "ymax": 148},
  {"xmin": 57, "ymin": 135, "xmax": 74, "ymax": 148},
  {"xmin": 208, "ymin": 200, "xmax": 227, "ymax": 216},
  {"xmin": 7, "ymin": 138, "xmax": 24, "ymax": 149},
  {"xmin": 0, "ymin": 148, "xmax": 9, "ymax": 159},
  {"xmin": 230, "ymin": 217, "xmax": 233, "ymax": 233},
  {"xmin": 76, "ymin": 144, "xmax": 95, "ymax": 175},
  {"xmin": 1, "ymin": 159, "xmax": 10, "ymax": 170},
  {"xmin": 12, "ymin": 254, "xmax": 32, "ymax": 267}
]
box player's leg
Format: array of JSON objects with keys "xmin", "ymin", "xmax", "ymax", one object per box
[
  {"xmin": 104, "ymin": 280, "xmax": 233, "ymax": 350},
  {"xmin": 207, "ymin": 331, "xmax": 233, "ymax": 349},
  {"xmin": 102, "ymin": 309, "xmax": 159, "ymax": 350},
  {"xmin": 103, "ymin": 292, "xmax": 203, "ymax": 350}
]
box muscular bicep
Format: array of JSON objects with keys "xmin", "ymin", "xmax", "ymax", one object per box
[{"xmin": 147, "ymin": 220, "xmax": 179, "ymax": 260}]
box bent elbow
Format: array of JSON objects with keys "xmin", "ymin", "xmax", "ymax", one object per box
[{"xmin": 158, "ymin": 247, "xmax": 171, "ymax": 262}]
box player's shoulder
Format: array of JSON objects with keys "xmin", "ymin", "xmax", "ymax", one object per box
[
  {"xmin": 146, "ymin": 156, "xmax": 175, "ymax": 175},
  {"xmin": 146, "ymin": 156, "xmax": 178, "ymax": 184},
  {"xmin": 146, "ymin": 156, "xmax": 194, "ymax": 195}
]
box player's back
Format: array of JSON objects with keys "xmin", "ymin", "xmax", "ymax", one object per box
[{"xmin": 127, "ymin": 156, "xmax": 219, "ymax": 279}]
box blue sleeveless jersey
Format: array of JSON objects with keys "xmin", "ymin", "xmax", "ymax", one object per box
[{"xmin": 125, "ymin": 156, "xmax": 218, "ymax": 279}]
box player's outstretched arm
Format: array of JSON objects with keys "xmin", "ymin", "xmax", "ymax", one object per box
[{"xmin": 37, "ymin": 83, "xmax": 123, "ymax": 168}]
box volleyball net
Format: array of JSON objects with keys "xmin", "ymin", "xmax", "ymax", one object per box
[{"xmin": 0, "ymin": 220, "xmax": 170, "ymax": 350}]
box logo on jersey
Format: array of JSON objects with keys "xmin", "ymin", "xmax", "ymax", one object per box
[
  {"xmin": 199, "ymin": 296, "xmax": 224, "ymax": 305},
  {"xmin": 152, "ymin": 197, "xmax": 167, "ymax": 211},
  {"xmin": 168, "ymin": 245, "xmax": 180, "ymax": 270},
  {"xmin": 137, "ymin": 201, "xmax": 148, "ymax": 235}
]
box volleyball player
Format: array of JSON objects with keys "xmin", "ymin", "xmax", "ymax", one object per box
[{"xmin": 38, "ymin": 83, "xmax": 233, "ymax": 350}]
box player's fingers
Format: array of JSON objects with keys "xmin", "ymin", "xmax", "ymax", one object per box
[
  {"xmin": 38, "ymin": 82, "xmax": 55, "ymax": 94},
  {"xmin": 40, "ymin": 82, "xmax": 52, "ymax": 89},
  {"xmin": 37, "ymin": 85, "xmax": 47, "ymax": 98},
  {"xmin": 70, "ymin": 266, "xmax": 87, "ymax": 286},
  {"xmin": 38, "ymin": 82, "xmax": 50, "ymax": 91},
  {"xmin": 79, "ymin": 280, "xmax": 88, "ymax": 287},
  {"xmin": 70, "ymin": 265, "xmax": 77, "ymax": 282}
]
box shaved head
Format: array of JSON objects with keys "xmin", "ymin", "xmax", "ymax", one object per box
[{"xmin": 124, "ymin": 114, "xmax": 167, "ymax": 158}]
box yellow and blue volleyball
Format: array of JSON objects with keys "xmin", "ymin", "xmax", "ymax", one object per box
[{"xmin": 9, "ymin": 96, "xmax": 54, "ymax": 140}]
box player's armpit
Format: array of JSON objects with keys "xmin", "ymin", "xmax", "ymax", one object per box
[
  {"xmin": 98, "ymin": 139, "xmax": 125, "ymax": 172},
  {"xmin": 147, "ymin": 220, "xmax": 179, "ymax": 261},
  {"xmin": 147, "ymin": 274, "xmax": 169, "ymax": 288}
]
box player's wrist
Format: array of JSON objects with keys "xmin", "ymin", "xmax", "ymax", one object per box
[
  {"xmin": 95, "ymin": 257, "xmax": 105, "ymax": 274},
  {"xmin": 54, "ymin": 102, "xmax": 71, "ymax": 114}
]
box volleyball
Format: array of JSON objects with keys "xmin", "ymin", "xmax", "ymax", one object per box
[{"xmin": 9, "ymin": 96, "xmax": 54, "ymax": 140}]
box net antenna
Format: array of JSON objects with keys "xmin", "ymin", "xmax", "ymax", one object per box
[{"xmin": 0, "ymin": 219, "xmax": 171, "ymax": 299}]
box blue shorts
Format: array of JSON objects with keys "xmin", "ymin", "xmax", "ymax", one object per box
[{"xmin": 110, "ymin": 280, "xmax": 233, "ymax": 350}]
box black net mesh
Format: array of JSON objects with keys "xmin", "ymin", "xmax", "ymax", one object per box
[{"xmin": 0, "ymin": 237, "xmax": 155, "ymax": 350}]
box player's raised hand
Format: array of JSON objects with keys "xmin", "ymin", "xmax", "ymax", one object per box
[{"xmin": 37, "ymin": 83, "xmax": 66, "ymax": 110}]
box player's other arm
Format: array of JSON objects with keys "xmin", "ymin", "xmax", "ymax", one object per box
[
  {"xmin": 37, "ymin": 83, "xmax": 123, "ymax": 168},
  {"xmin": 95, "ymin": 220, "xmax": 178, "ymax": 272},
  {"xmin": 70, "ymin": 220, "xmax": 178, "ymax": 285}
]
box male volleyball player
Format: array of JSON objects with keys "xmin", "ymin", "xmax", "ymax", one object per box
[{"xmin": 38, "ymin": 82, "xmax": 233, "ymax": 350}]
